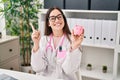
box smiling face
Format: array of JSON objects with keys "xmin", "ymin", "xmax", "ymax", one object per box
[
  {"xmin": 44, "ymin": 7, "xmax": 71, "ymax": 37},
  {"xmin": 48, "ymin": 9, "xmax": 65, "ymax": 32}
]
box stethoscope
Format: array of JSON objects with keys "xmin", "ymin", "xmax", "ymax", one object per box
[
  {"xmin": 42, "ymin": 34, "xmax": 65, "ymax": 64},
  {"xmin": 45, "ymin": 34, "xmax": 65, "ymax": 53}
]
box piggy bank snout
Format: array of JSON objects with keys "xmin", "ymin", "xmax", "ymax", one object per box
[{"xmin": 74, "ymin": 26, "xmax": 84, "ymax": 35}]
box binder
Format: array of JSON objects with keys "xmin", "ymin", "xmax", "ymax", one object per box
[
  {"xmin": 78, "ymin": 19, "xmax": 88, "ymax": 44},
  {"xmin": 87, "ymin": 19, "xmax": 95, "ymax": 44},
  {"xmin": 66, "ymin": 18, "xmax": 72, "ymax": 31},
  {"xmin": 101, "ymin": 20, "xmax": 109, "ymax": 45},
  {"xmin": 108, "ymin": 20, "xmax": 117, "ymax": 46},
  {"xmin": 70, "ymin": 18, "xmax": 78, "ymax": 30},
  {"xmin": 76, "ymin": 18, "xmax": 82, "ymax": 25},
  {"xmin": 94, "ymin": 20, "xmax": 102, "ymax": 44}
]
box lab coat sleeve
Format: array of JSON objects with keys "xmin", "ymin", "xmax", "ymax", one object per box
[
  {"xmin": 62, "ymin": 48, "xmax": 82, "ymax": 75},
  {"xmin": 31, "ymin": 36, "xmax": 48, "ymax": 73}
]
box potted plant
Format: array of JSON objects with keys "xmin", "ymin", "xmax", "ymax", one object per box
[
  {"xmin": 86, "ymin": 63, "xmax": 92, "ymax": 70},
  {"xmin": 0, "ymin": 0, "xmax": 43, "ymax": 73},
  {"xmin": 102, "ymin": 65, "xmax": 107, "ymax": 73}
]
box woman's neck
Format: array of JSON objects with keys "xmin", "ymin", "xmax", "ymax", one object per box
[
  {"xmin": 53, "ymin": 30, "xmax": 64, "ymax": 37},
  {"xmin": 52, "ymin": 31, "xmax": 63, "ymax": 49}
]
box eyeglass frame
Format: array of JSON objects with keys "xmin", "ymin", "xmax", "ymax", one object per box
[{"xmin": 48, "ymin": 14, "xmax": 63, "ymax": 22}]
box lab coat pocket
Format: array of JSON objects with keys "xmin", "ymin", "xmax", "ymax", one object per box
[{"xmin": 57, "ymin": 50, "xmax": 66, "ymax": 59}]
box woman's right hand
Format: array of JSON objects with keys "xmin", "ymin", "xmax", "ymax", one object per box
[
  {"xmin": 31, "ymin": 30, "xmax": 40, "ymax": 45},
  {"xmin": 30, "ymin": 23, "xmax": 41, "ymax": 52}
]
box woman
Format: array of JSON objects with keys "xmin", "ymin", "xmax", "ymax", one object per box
[{"xmin": 31, "ymin": 7, "xmax": 84, "ymax": 80}]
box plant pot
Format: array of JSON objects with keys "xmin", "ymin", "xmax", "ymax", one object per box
[
  {"xmin": 86, "ymin": 64, "xmax": 92, "ymax": 70},
  {"xmin": 86, "ymin": 66, "xmax": 92, "ymax": 70},
  {"xmin": 103, "ymin": 69, "xmax": 107, "ymax": 73},
  {"xmin": 102, "ymin": 66, "xmax": 107, "ymax": 73},
  {"xmin": 21, "ymin": 66, "xmax": 35, "ymax": 74}
]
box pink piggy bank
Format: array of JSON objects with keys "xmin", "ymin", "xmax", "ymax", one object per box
[{"xmin": 73, "ymin": 25, "xmax": 84, "ymax": 36}]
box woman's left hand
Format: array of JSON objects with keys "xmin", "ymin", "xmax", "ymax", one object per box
[{"xmin": 71, "ymin": 29, "xmax": 84, "ymax": 50}]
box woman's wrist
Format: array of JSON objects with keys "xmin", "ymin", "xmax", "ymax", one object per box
[
  {"xmin": 70, "ymin": 44, "xmax": 81, "ymax": 52},
  {"xmin": 70, "ymin": 45, "xmax": 78, "ymax": 52},
  {"xmin": 32, "ymin": 44, "xmax": 39, "ymax": 53}
]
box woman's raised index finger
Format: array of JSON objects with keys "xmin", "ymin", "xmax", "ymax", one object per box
[{"xmin": 29, "ymin": 23, "xmax": 35, "ymax": 31}]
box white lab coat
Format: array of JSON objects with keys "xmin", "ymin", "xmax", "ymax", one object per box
[{"xmin": 31, "ymin": 35, "xmax": 82, "ymax": 80}]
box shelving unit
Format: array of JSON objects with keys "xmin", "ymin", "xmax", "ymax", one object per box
[{"xmin": 38, "ymin": 9, "xmax": 120, "ymax": 80}]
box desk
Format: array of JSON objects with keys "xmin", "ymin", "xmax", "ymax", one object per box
[{"xmin": 0, "ymin": 69, "xmax": 63, "ymax": 80}]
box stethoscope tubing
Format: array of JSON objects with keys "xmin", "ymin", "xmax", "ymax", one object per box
[{"xmin": 45, "ymin": 34, "xmax": 65, "ymax": 53}]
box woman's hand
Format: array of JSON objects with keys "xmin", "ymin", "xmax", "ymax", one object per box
[
  {"xmin": 71, "ymin": 29, "xmax": 84, "ymax": 50},
  {"xmin": 30, "ymin": 23, "xmax": 41, "ymax": 52},
  {"xmin": 31, "ymin": 30, "xmax": 40, "ymax": 45}
]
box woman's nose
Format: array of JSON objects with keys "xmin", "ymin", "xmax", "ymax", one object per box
[{"xmin": 54, "ymin": 18, "xmax": 59, "ymax": 22}]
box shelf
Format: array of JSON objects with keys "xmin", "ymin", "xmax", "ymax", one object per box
[
  {"xmin": 81, "ymin": 43, "xmax": 114, "ymax": 49},
  {"xmin": 80, "ymin": 66, "xmax": 113, "ymax": 80}
]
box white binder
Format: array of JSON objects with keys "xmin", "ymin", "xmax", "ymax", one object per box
[
  {"xmin": 108, "ymin": 20, "xmax": 117, "ymax": 46},
  {"xmin": 70, "ymin": 18, "xmax": 77, "ymax": 31},
  {"xmin": 87, "ymin": 19, "xmax": 95, "ymax": 44},
  {"xmin": 75, "ymin": 18, "xmax": 81, "ymax": 26},
  {"xmin": 66, "ymin": 18, "xmax": 71, "ymax": 30},
  {"xmin": 94, "ymin": 20, "xmax": 102, "ymax": 44},
  {"xmin": 78, "ymin": 19, "xmax": 89, "ymax": 44},
  {"xmin": 101, "ymin": 20, "xmax": 110, "ymax": 45}
]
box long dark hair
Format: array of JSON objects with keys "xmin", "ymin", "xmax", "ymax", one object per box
[{"xmin": 44, "ymin": 7, "xmax": 71, "ymax": 42}]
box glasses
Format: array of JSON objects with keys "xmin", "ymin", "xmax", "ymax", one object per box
[{"xmin": 48, "ymin": 14, "xmax": 63, "ymax": 22}]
